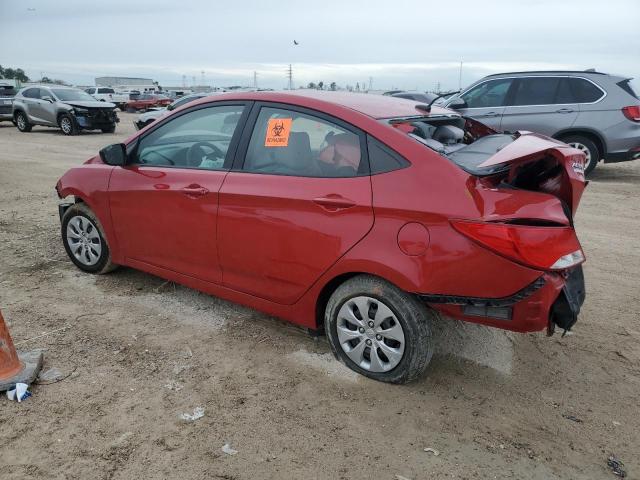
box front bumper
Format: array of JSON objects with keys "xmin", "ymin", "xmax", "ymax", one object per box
[
  {"xmin": 421, "ymin": 266, "xmax": 585, "ymax": 334},
  {"xmin": 73, "ymin": 110, "xmax": 119, "ymax": 130}
]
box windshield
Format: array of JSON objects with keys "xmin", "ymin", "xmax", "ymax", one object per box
[{"xmin": 51, "ymin": 89, "xmax": 97, "ymax": 102}]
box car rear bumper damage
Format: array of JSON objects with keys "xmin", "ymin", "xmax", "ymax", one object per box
[{"xmin": 418, "ymin": 266, "xmax": 585, "ymax": 335}]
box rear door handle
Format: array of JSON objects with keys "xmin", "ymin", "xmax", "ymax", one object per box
[
  {"xmin": 313, "ymin": 195, "xmax": 356, "ymax": 210},
  {"xmin": 556, "ymin": 108, "xmax": 574, "ymax": 114},
  {"xmin": 180, "ymin": 185, "xmax": 209, "ymax": 197}
]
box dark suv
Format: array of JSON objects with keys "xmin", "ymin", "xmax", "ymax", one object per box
[{"xmin": 445, "ymin": 70, "xmax": 640, "ymax": 174}]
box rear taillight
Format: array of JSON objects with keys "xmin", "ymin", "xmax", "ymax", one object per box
[
  {"xmin": 451, "ymin": 220, "xmax": 585, "ymax": 271},
  {"xmin": 622, "ymin": 105, "xmax": 640, "ymax": 122}
]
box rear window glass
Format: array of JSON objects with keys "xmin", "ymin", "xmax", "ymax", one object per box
[
  {"xmin": 367, "ymin": 136, "xmax": 410, "ymax": 174},
  {"xmin": 98, "ymin": 88, "xmax": 115, "ymax": 94},
  {"xmin": 617, "ymin": 79, "xmax": 639, "ymax": 100},
  {"xmin": 570, "ymin": 78, "xmax": 604, "ymax": 103},
  {"xmin": 512, "ymin": 77, "xmax": 561, "ymax": 106}
]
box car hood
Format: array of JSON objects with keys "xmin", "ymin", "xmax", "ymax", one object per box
[
  {"xmin": 65, "ymin": 101, "xmax": 116, "ymax": 109},
  {"xmin": 139, "ymin": 109, "xmax": 167, "ymax": 122}
]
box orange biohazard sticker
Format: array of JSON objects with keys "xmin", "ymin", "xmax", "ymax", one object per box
[{"xmin": 265, "ymin": 118, "xmax": 292, "ymax": 147}]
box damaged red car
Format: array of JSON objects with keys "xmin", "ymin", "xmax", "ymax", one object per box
[{"xmin": 56, "ymin": 91, "xmax": 587, "ymax": 383}]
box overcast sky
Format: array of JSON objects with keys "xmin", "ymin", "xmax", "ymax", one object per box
[{"xmin": 1, "ymin": 0, "xmax": 638, "ymax": 90}]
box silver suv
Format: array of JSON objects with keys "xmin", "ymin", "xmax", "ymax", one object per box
[
  {"xmin": 445, "ymin": 70, "xmax": 640, "ymax": 174},
  {"xmin": 13, "ymin": 85, "xmax": 119, "ymax": 135}
]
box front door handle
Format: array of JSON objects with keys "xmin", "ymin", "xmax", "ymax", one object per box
[
  {"xmin": 556, "ymin": 108, "xmax": 574, "ymax": 114},
  {"xmin": 180, "ymin": 185, "xmax": 209, "ymax": 197},
  {"xmin": 481, "ymin": 111, "xmax": 500, "ymax": 118},
  {"xmin": 313, "ymin": 195, "xmax": 356, "ymax": 210}
]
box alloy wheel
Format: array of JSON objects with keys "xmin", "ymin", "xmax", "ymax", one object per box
[
  {"xmin": 60, "ymin": 117, "xmax": 72, "ymax": 134},
  {"xmin": 568, "ymin": 142, "xmax": 592, "ymax": 171},
  {"xmin": 16, "ymin": 114, "xmax": 26, "ymax": 130},
  {"xmin": 66, "ymin": 215, "xmax": 102, "ymax": 266},
  {"xmin": 336, "ymin": 296, "xmax": 405, "ymax": 372}
]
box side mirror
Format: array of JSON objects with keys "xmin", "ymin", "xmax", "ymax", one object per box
[
  {"xmin": 447, "ymin": 97, "xmax": 467, "ymax": 110},
  {"xmin": 99, "ymin": 143, "xmax": 127, "ymax": 166},
  {"xmin": 42, "ymin": 95, "xmax": 54, "ymax": 103},
  {"xmin": 167, "ymin": 104, "xmax": 174, "ymax": 111}
]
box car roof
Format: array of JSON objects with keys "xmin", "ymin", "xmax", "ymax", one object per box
[
  {"xmin": 485, "ymin": 70, "xmax": 608, "ymax": 77},
  {"xmin": 190, "ymin": 90, "xmax": 451, "ymax": 119}
]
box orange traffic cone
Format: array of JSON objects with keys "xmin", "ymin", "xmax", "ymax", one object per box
[{"xmin": 0, "ymin": 310, "xmax": 43, "ymax": 392}]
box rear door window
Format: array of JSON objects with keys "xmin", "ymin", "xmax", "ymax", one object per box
[
  {"xmin": 23, "ymin": 88, "xmax": 41, "ymax": 99},
  {"xmin": 98, "ymin": 88, "xmax": 114, "ymax": 94},
  {"xmin": 511, "ymin": 77, "xmax": 561, "ymax": 106},
  {"xmin": 461, "ymin": 78, "xmax": 513, "ymax": 108},
  {"xmin": 570, "ymin": 78, "xmax": 605, "ymax": 103},
  {"xmin": 242, "ymin": 106, "xmax": 365, "ymax": 177}
]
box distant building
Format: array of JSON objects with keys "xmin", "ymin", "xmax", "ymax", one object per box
[{"xmin": 95, "ymin": 76, "xmax": 155, "ymax": 89}]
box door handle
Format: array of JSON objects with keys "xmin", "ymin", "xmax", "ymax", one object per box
[
  {"xmin": 313, "ymin": 195, "xmax": 356, "ymax": 210},
  {"xmin": 556, "ymin": 108, "xmax": 574, "ymax": 114},
  {"xmin": 180, "ymin": 185, "xmax": 209, "ymax": 197},
  {"xmin": 481, "ymin": 111, "xmax": 499, "ymax": 118}
]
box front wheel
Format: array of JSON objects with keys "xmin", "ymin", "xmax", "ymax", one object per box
[
  {"xmin": 325, "ymin": 275, "xmax": 436, "ymax": 384},
  {"xmin": 562, "ymin": 135, "xmax": 600, "ymax": 175},
  {"xmin": 61, "ymin": 203, "xmax": 117, "ymax": 274},
  {"xmin": 58, "ymin": 113, "xmax": 79, "ymax": 135}
]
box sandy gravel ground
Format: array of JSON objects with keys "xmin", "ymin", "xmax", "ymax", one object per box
[{"xmin": 0, "ymin": 114, "xmax": 638, "ymax": 480}]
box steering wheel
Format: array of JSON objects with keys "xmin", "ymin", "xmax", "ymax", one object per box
[{"xmin": 186, "ymin": 141, "xmax": 225, "ymax": 167}]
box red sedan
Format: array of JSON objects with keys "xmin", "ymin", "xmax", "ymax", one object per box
[
  {"xmin": 124, "ymin": 94, "xmax": 171, "ymax": 112},
  {"xmin": 56, "ymin": 91, "xmax": 587, "ymax": 383}
]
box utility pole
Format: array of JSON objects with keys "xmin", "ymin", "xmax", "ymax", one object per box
[
  {"xmin": 192, "ymin": 76, "xmax": 196, "ymax": 87},
  {"xmin": 287, "ymin": 64, "xmax": 293, "ymax": 90},
  {"xmin": 458, "ymin": 61, "xmax": 463, "ymax": 91},
  {"xmin": 201, "ymin": 70, "xmax": 205, "ymax": 86},
  {"xmin": 253, "ymin": 71, "xmax": 258, "ymax": 89},
  {"xmin": 369, "ymin": 76, "xmax": 373, "ymax": 90}
]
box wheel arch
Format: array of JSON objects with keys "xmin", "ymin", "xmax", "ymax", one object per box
[
  {"xmin": 313, "ymin": 267, "xmax": 420, "ymax": 330},
  {"xmin": 553, "ymin": 128, "xmax": 607, "ymax": 159}
]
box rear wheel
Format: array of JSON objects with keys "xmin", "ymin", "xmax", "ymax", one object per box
[
  {"xmin": 15, "ymin": 111, "xmax": 32, "ymax": 132},
  {"xmin": 325, "ymin": 275, "xmax": 436, "ymax": 384},
  {"xmin": 61, "ymin": 203, "xmax": 117, "ymax": 274},
  {"xmin": 59, "ymin": 113, "xmax": 79, "ymax": 135},
  {"xmin": 561, "ymin": 135, "xmax": 600, "ymax": 175}
]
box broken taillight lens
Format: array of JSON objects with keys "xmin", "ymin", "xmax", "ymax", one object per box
[{"xmin": 451, "ymin": 220, "xmax": 585, "ymax": 271}]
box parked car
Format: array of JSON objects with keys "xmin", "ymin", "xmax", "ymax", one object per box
[
  {"xmin": 124, "ymin": 94, "xmax": 171, "ymax": 112},
  {"xmin": 445, "ymin": 70, "xmax": 640, "ymax": 174},
  {"xmin": 13, "ymin": 85, "xmax": 119, "ymax": 135},
  {"xmin": 56, "ymin": 91, "xmax": 587, "ymax": 383},
  {"xmin": 84, "ymin": 87, "xmax": 129, "ymax": 111},
  {"xmin": 0, "ymin": 84, "xmax": 17, "ymax": 123},
  {"xmin": 135, "ymin": 93, "xmax": 210, "ymax": 130}
]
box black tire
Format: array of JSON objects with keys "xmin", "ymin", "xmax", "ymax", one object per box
[
  {"xmin": 61, "ymin": 203, "xmax": 117, "ymax": 274},
  {"xmin": 101, "ymin": 124, "xmax": 116, "ymax": 133},
  {"xmin": 58, "ymin": 113, "xmax": 79, "ymax": 136},
  {"xmin": 560, "ymin": 134, "xmax": 600, "ymax": 176},
  {"xmin": 325, "ymin": 275, "xmax": 436, "ymax": 384},
  {"xmin": 15, "ymin": 111, "xmax": 32, "ymax": 132}
]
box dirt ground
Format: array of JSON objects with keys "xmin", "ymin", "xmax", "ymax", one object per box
[{"xmin": 0, "ymin": 114, "xmax": 638, "ymax": 480}]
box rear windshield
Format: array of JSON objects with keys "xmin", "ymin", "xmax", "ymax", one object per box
[
  {"xmin": 0, "ymin": 86, "xmax": 17, "ymax": 96},
  {"xmin": 617, "ymin": 79, "xmax": 639, "ymax": 100},
  {"xmin": 388, "ymin": 115, "xmax": 516, "ymax": 175}
]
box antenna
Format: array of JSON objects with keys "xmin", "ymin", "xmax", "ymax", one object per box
[
  {"xmin": 458, "ymin": 61, "xmax": 463, "ymax": 90},
  {"xmin": 287, "ymin": 64, "xmax": 293, "ymax": 90}
]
